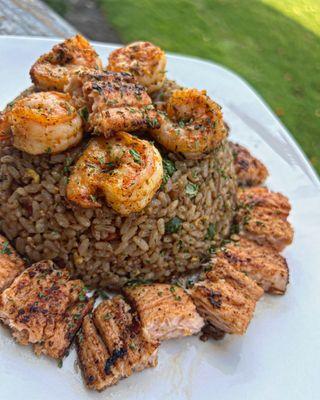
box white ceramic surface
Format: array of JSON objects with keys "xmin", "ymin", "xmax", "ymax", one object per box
[{"xmin": 0, "ymin": 36, "xmax": 319, "ymax": 400}]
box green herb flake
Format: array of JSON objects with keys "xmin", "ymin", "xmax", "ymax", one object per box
[
  {"xmin": 98, "ymin": 290, "xmax": 109, "ymax": 300},
  {"xmin": 38, "ymin": 292, "xmax": 45, "ymax": 298},
  {"xmin": 57, "ymin": 359, "xmax": 63, "ymax": 368},
  {"xmin": 78, "ymin": 287, "xmax": 87, "ymax": 302},
  {"xmin": 45, "ymin": 147, "xmax": 52, "ymax": 154},
  {"xmin": 129, "ymin": 342, "xmax": 136, "ymax": 350},
  {"xmin": 104, "ymin": 312, "xmax": 112, "ymax": 321},
  {"xmin": 162, "ymin": 158, "xmax": 176, "ymax": 185},
  {"xmin": 185, "ymin": 182, "xmax": 199, "ymax": 198},
  {"xmin": 165, "ymin": 217, "xmax": 182, "ymax": 234},
  {"xmin": 205, "ymin": 223, "xmax": 216, "ymax": 240},
  {"xmin": 129, "ymin": 149, "xmax": 142, "ymax": 164},
  {"xmin": 0, "ymin": 241, "xmax": 12, "ymax": 255},
  {"xmin": 208, "ymin": 245, "xmax": 217, "ymax": 255},
  {"xmin": 79, "ymin": 106, "xmax": 88, "ymax": 121},
  {"xmin": 98, "ymin": 156, "xmax": 105, "ymax": 164}
]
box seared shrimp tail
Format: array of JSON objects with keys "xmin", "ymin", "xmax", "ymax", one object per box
[
  {"xmin": 8, "ymin": 91, "xmax": 83, "ymax": 155},
  {"xmin": 30, "ymin": 35, "xmax": 102, "ymax": 91},
  {"xmin": 108, "ymin": 41, "xmax": 167, "ymax": 94},
  {"xmin": 149, "ymin": 89, "xmax": 227, "ymax": 157},
  {"xmin": 67, "ymin": 132, "xmax": 163, "ymax": 215}
]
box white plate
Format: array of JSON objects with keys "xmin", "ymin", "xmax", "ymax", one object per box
[{"xmin": 0, "ymin": 36, "xmax": 320, "ymax": 400}]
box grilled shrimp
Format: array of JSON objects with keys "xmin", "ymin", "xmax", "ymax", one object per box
[
  {"xmin": 66, "ymin": 68, "xmax": 159, "ymax": 137},
  {"xmin": 30, "ymin": 35, "xmax": 102, "ymax": 91},
  {"xmin": 149, "ymin": 89, "xmax": 227, "ymax": 157},
  {"xmin": 66, "ymin": 132, "xmax": 163, "ymax": 215},
  {"xmin": 108, "ymin": 41, "xmax": 166, "ymax": 94},
  {"xmin": 8, "ymin": 91, "xmax": 83, "ymax": 155}
]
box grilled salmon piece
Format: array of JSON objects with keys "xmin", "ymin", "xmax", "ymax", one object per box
[
  {"xmin": 190, "ymin": 262, "xmax": 263, "ymax": 335},
  {"xmin": 230, "ymin": 142, "xmax": 268, "ymax": 186},
  {"xmin": 236, "ymin": 187, "xmax": 293, "ymax": 251},
  {"xmin": 0, "ymin": 235, "xmax": 25, "ymax": 292},
  {"xmin": 241, "ymin": 207, "xmax": 294, "ymax": 251},
  {"xmin": 215, "ymin": 237, "xmax": 289, "ymax": 294},
  {"xmin": 93, "ymin": 297, "xmax": 158, "ymax": 378},
  {"xmin": 123, "ymin": 283, "xmax": 204, "ymax": 342},
  {"xmin": 77, "ymin": 315, "xmax": 118, "ymax": 391},
  {"xmin": 0, "ymin": 260, "xmax": 94, "ymax": 358},
  {"xmin": 77, "ymin": 296, "xmax": 158, "ymax": 391},
  {"xmin": 237, "ymin": 187, "xmax": 291, "ymax": 219}
]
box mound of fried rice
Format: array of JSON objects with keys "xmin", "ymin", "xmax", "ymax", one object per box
[{"xmin": 0, "ymin": 130, "xmax": 236, "ymax": 289}]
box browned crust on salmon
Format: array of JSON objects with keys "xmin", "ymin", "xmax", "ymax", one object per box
[
  {"xmin": 229, "ymin": 142, "xmax": 268, "ymax": 186},
  {"xmin": 190, "ymin": 262, "xmax": 263, "ymax": 335},
  {"xmin": 236, "ymin": 187, "xmax": 294, "ymax": 251},
  {"xmin": 76, "ymin": 296, "xmax": 158, "ymax": 391},
  {"xmin": 237, "ymin": 187, "xmax": 291, "ymax": 219},
  {"xmin": 0, "ymin": 260, "xmax": 93, "ymax": 358},
  {"xmin": 123, "ymin": 283, "xmax": 204, "ymax": 342},
  {"xmin": 215, "ymin": 237, "xmax": 289, "ymax": 294},
  {"xmin": 77, "ymin": 315, "xmax": 117, "ymax": 391}
]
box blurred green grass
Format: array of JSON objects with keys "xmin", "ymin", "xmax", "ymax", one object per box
[{"xmin": 100, "ymin": 0, "xmax": 320, "ymax": 173}]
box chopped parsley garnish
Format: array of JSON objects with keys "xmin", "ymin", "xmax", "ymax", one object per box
[
  {"xmin": 185, "ymin": 182, "xmax": 199, "ymax": 198},
  {"xmin": 104, "ymin": 312, "xmax": 112, "ymax": 320},
  {"xmin": 98, "ymin": 289, "xmax": 109, "ymax": 299},
  {"xmin": 45, "ymin": 147, "xmax": 52, "ymax": 154},
  {"xmin": 125, "ymin": 278, "xmax": 153, "ymax": 287},
  {"xmin": 0, "ymin": 241, "xmax": 12, "ymax": 255},
  {"xmin": 205, "ymin": 223, "xmax": 216, "ymax": 240},
  {"xmin": 38, "ymin": 292, "xmax": 45, "ymax": 298},
  {"xmin": 98, "ymin": 156, "xmax": 105, "ymax": 164},
  {"xmin": 90, "ymin": 194, "xmax": 97, "ymax": 203},
  {"xmin": 208, "ymin": 245, "xmax": 216, "ymax": 255},
  {"xmin": 129, "ymin": 149, "xmax": 141, "ymax": 164},
  {"xmin": 57, "ymin": 359, "xmax": 63, "ymax": 368},
  {"xmin": 162, "ymin": 158, "xmax": 176, "ymax": 185},
  {"xmin": 145, "ymin": 114, "xmax": 159, "ymax": 128},
  {"xmin": 79, "ymin": 106, "xmax": 89, "ymax": 121},
  {"xmin": 129, "ymin": 342, "xmax": 136, "ymax": 350},
  {"xmin": 165, "ymin": 217, "xmax": 182, "ymax": 234},
  {"xmin": 78, "ymin": 287, "xmax": 87, "ymax": 302}
]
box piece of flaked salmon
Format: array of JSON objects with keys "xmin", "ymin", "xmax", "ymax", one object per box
[
  {"xmin": 0, "ymin": 260, "xmax": 94, "ymax": 358},
  {"xmin": 236, "ymin": 187, "xmax": 294, "ymax": 251},
  {"xmin": 214, "ymin": 237, "xmax": 289, "ymax": 294},
  {"xmin": 0, "ymin": 235, "xmax": 25, "ymax": 292},
  {"xmin": 240, "ymin": 207, "xmax": 294, "ymax": 251},
  {"xmin": 237, "ymin": 186, "xmax": 291, "ymax": 219},
  {"xmin": 77, "ymin": 296, "xmax": 158, "ymax": 391},
  {"xmin": 94, "ymin": 296, "xmax": 158, "ymax": 377},
  {"xmin": 189, "ymin": 262, "xmax": 263, "ymax": 335},
  {"xmin": 229, "ymin": 142, "xmax": 268, "ymax": 186},
  {"xmin": 77, "ymin": 315, "xmax": 118, "ymax": 391},
  {"xmin": 123, "ymin": 283, "xmax": 204, "ymax": 342}
]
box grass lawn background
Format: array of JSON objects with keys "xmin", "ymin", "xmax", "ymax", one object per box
[{"xmin": 99, "ymin": 0, "xmax": 320, "ymax": 173}]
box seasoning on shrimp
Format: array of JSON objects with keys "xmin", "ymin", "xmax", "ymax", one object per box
[
  {"xmin": 149, "ymin": 89, "xmax": 227, "ymax": 158},
  {"xmin": 7, "ymin": 91, "xmax": 83, "ymax": 155},
  {"xmin": 30, "ymin": 35, "xmax": 102, "ymax": 91},
  {"xmin": 108, "ymin": 41, "xmax": 167, "ymax": 94},
  {"xmin": 66, "ymin": 132, "xmax": 163, "ymax": 215}
]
